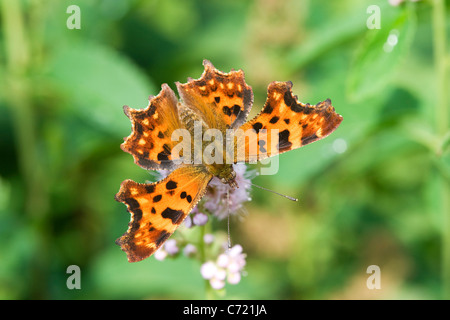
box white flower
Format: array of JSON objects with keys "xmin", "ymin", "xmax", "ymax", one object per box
[
  {"xmin": 184, "ymin": 215, "xmax": 192, "ymax": 228},
  {"xmin": 154, "ymin": 248, "xmax": 168, "ymax": 261},
  {"xmin": 223, "ymin": 245, "xmax": 246, "ymax": 274},
  {"xmin": 183, "ymin": 244, "xmax": 197, "ymax": 257},
  {"xmin": 227, "ymin": 272, "xmax": 241, "ymax": 285},
  {"xmin": 154, "ymin": 239, "xmax": 179, "ymax": 260},
  {"xmin": 216, "ymin": 254, "xmax": 229, "ymax": 268},
  {"xmin": 210, "ymin": 278, "xmax": 225, "ymax": 290},
  {"xmin": 192, "ymin": 212, "xmax": 208, "ymax": 226},
  {"xmin": 200, "ymin": 244, "xmax": 247, "ymax": 289},
  {"xmin": 228, "ymin": 244, "xmax": 243, "ymax": 256},
  {"xmin": 200, "ymin": 261, "xmax": 217, "ymax": 280},
  {"xmin": 164, "ymin": 239, "xmax": 179, "ymax": 255},
  {"xmin": 203, "ymin": 233, "xmax": 215, "ymax": 244},
  {"xmin": 215, "ymin": 268, "xmax": 227, "ymax": 281}
]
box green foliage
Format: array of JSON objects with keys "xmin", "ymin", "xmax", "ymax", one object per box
[{"xmin": 0, "ymin": 0, "xmax": 448, "ymax": 299}]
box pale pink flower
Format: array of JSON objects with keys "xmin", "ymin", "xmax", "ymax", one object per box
[{"xmin": 200, "ymin": 244, "xmax": 247, "ymax": 290}]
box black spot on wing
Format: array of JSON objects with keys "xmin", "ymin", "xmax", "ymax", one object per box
[
  {"xmin": 147, "ymin": 104, "xmax": 157, "ymax": 116},
  {"xmin": 223, "ymin": 106, "xmax": 231, "ymax": 116},
  {"xmin": 252, "ymin": 122, "xmax": 263, "ymax": 134},
  {"xmin": 283, "ymin": 91, "xmax": 296, "ymax": 108},
  {"xmin": 131, "ymin": 209, "xmax": 142, "ymax": 225},
  {"xmin": 166, "ymin": 180, "xmax": 177, "ymax": 190},
  {"xmin": 262, "ymin": 102, "xmax": 273, "ymax": 114},
  {"xmin": 301, "ymin": 133, "xmax": 318, "ymax": 145},
  {"xmin": 135, "ymin": 123, "xmax": 144, "ymax": 135},
  {"xmin": 232, "ymin": 105, "xmax": 241, "ymax": 116},
  {"xmin": 157, "ymin": 151, "xmax": 170, "ymax": 161},
  {"xmin": 269, "ymin": 116, "xmax": 279, "ymax": 124},
  {"xmin": 277, "ymin": 129, "xmax": 292, "ymax": 152},
  {"xmin": 125, "ymin": 198, "xmax": 140, "ymax": 211},
  {"xmin": 161, "ymin": 207, "xmax": 184, "ymax": 224},
  {"xmin": 155, "ymin": 230, "xmax": 171, "ymax": 247},
  {"xmin": 303, "ymin": 107, "xmax": 312, "ymax": 115},
  {"xmin": 291, "ymin": 104, "xmax": 304, "ymax": 113}
]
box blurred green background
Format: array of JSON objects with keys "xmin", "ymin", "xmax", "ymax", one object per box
[{"xmin": 0, "ymin": 0, "xmax": 449, "ymax": 300}]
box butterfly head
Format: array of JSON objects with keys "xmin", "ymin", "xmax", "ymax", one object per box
[{"xmin": 208, "ymin": 164, "xmax": 238, "ymax": 190}]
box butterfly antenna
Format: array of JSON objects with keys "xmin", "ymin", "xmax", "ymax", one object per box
[
  {"xmin": 248, "ymin": 182, "xmax": 298, "ymax": 202},
  {"xmin": 227, "ymin": 187, "xmax": 232, "ymax": 249}
]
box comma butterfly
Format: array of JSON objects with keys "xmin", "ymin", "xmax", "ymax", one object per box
[{"xmin": 115, "ymin": 60, "xmax": 343, "ymax": 262}]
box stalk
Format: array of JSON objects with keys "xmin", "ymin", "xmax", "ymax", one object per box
[
  {"xmin": 1, "ymin": 0, "xmax": 47, "ymax": 219},
  {"xmin": 431, "ymin": 0, "xmax": 450, "ymax": 299},
  {"xmin": 1, "ymin": 0, "xmax": 48, "ymax": 298}
]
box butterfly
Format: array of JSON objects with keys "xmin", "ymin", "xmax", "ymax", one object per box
[{"xmin": 115, "ymin": 60, "xmax": 343, "ymax": 262}]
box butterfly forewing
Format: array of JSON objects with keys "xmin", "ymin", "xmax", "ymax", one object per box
[
  {"xmin": 235, "ymin": 81, "xmax": 343, "ymax": 163},
  {"xmin": 176, "ymin": 60, "xmax": 253, "ymax": 132},
  {"xmin": 121, "ymin": 84, "xmax": 183, "ymax": 171}
]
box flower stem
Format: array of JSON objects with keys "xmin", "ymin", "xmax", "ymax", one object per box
[
  {"xmin": 0, "ymin": 0, "xmax": 47, "ymax": 219},
  {"xmin": 199, "ymin": 222, "xmax": 215, "ymax": 299},
  {"xmin": 431, "ymin": 0, "xmax": 450, "ymax": 299},
  {"xmin": 1, "ymin": 0, "xmax": 50, "ymax": 299},
  {"xmin": 199, "ymin": 223, "xmax": 206, "ymax": 264}
]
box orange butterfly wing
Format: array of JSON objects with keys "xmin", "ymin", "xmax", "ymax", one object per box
[
  {"xmin": 176, "ymin": 60, "xmax": 253, "ymax": 131},
  {"xmin": 121, "ymin": 84, "xmax": 183, "ymax": 170},
  {"xmin": 115, "ymin": 166, "xmax": 213, "ymax": 262},
  {"xmin": 235, "ymin": 81, "xmax": 343, "ymax": 163}
]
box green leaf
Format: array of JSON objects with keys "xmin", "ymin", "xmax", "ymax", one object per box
[
  {"xmin": 347, "ymin": 6, "xmax": 417, "ymax": 101},
  {"xmin": 46, "ymin": 41, "xmax": 155, "ymax": 137},
  {"xmin": 286, "ymin": 11, "xmax": 367, "ymax": 72}
]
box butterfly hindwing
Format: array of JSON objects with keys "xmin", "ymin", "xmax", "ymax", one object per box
[
  {"xmin": 176, "ymin": 60, "xmax": 253, "ymax": 132},
  {"xmin": 115, "ymin": 166, "xmax": 213, "ymax": 262},
  {"xmin": 235, "ymin": 81, "xmax": 343, "ymax": 163},
  {"xmin": 121, "ymin": 84, "xmax": 183, "ymax": 171}
]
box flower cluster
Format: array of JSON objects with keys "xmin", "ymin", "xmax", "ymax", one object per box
[
  {"xmin": 153, "ymin": 163, "xmax": 253, "ymax": 291},
  {"xmin": 154, "ymin": 239, "xmax": 180, "ymax": 260},
  {"xmin": 183, "ymin": 206, "xmax": 209, "ymax": 227},
  {"xmin": 203, "ymin": 163, "xmax": 254, "ymax": 220},
  {"xmin": 200, "ymin": 244, "xmax": 247, "ymax": 290}
]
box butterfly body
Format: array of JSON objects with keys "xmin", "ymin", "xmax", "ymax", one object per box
[
  {"xmin": 176, "ymin": 101, "xmax": 238, "ymax": 187},
  {"xmin": 116, "ymin": 60, "xmax": 343, "ymax": 262}
]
